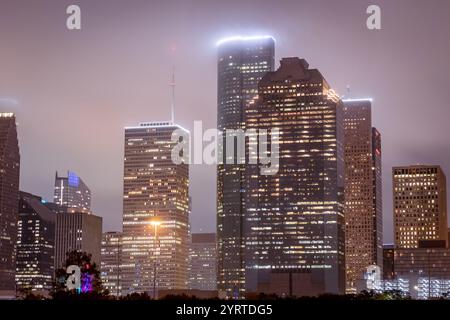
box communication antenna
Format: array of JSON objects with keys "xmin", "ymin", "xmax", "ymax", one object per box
[
  {"xmin": 170, "ymin": 45, "xmax": 176, "ymax": 123},
  {"xmin": 170, "ymin": 66, "xmax": 175, "ymax": 123}
]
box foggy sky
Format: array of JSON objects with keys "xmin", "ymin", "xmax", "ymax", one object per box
[{"xmin": 1, "ymin": 0, "xmax": 450, "ymax": 243}]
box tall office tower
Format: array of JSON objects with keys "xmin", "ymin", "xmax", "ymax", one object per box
[
  {"xmin": 342, "ymin": 99, "xmax": 383, "ymax": 293},
  {"xmin": 188, "ymin": 233, "xmax": 217, "ymax": 291},
  {"xmin": 245, "ymin": 57, "xmax": 345, "ymax": 296},
  {"xmin": 101, "ymin": 231, "xmax": 122, "ymax": 296},
  {"xmin": 122, "ymin": 122, "xmax": 189, "ymax": 296},
  {"xmin": 54, "ymin": 171, "xmax": 91, "ymax": 213},
  {"xmin": 216, "ymin": 35, "xmax": 275, "ymax": 298},
  {"xmin": 54, "ymin": 211, "xmax": 102, "ymax": 269},
  {"xmin": 16, "ymin": 192, "xmax": 55, "ymax": 296},
  {"xmin": 0, "ymin": 113, "xmax": 20, "ymax": 298},
  {"xmin": 393, "ymin": 165, "xmax": 448, "ymax": 248}
]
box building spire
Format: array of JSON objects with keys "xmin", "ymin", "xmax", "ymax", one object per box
[{"xmin": 170, "ymin": 66, "xmax": 175, "ymax": 123}]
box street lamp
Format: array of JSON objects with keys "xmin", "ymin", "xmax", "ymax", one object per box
[{"xmin": 150, "ymin": 220, "xmax": 161, "ymax": 299}]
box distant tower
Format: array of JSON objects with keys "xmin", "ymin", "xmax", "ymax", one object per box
[
  {"xmin": 54, "ymin": 171, "xmax": 91, "ymax": 213},
  {"xmin": 101, "ymin": 231, "xmax": 122, "ymax": 297},
  {"xmin": 343, "ymin": 98, "xmax": 383, "ymax": 293},
  {"xmin": 188, "ymin": 233, "xmax": 217, "ymax": 291},
  {"xmin": 0, "ymin": 112, "xmax": 20, "ymax": 298},
  {"xmin": 393, "ymin": 165, "xmax": 448, "ymax": 248}
]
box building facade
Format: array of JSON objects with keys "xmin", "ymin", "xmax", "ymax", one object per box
[
  {"xmin": 394, "ymin": 240, "xmax": 450, "ymax": 280},
  {"xmin": 342, "ymin": 99, "xmax": 383, "ymax": 293},
  {"xmin": 244, "ymin": 57, "xmax": 345, "ymax": 296},
  {"xmin": 16, "ymin": 192, "xmax": 55, "ymax": 296},
  {"xmin": 383, "ymin": 244, "xmax": 395, "ymax": 280},
  {"xmin": 122, "ymin": 122, "xmax": 190, "ymax": 296},
  {"xmin": 0, "ymin": 113, "xmax": 20, "ymax": 298},
  {"xmin": 189, "ymin": 233, "xmax": 217, "ymax": 291},
  {"xmin": 54, "ymin": 171, "xmax": 91, "ymax": 213},
  {"xmin": 393, "ymin": 165, "xmax": 448, "ymax": 248},
  {"xmin": 216, "ymin": 35, "xmax": 275, "ymax": 299},
  {"xmin": 101, "ymin": 231, "xmax": 122, "ymax": 296},
  {"xmin": 54, "ymin": 211, "xmax": 102, "ymax": 269}
]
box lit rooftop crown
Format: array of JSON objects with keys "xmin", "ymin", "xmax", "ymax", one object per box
[{"xmin": 216, "ymin": 35, "xmax": 275, "ymax": 47}]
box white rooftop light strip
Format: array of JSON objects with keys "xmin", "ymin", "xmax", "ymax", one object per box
[
  {"xmin": 124, "ymin": 121, "xmax": 190, "ymax": 133},
  {"xmin": 342, "ymin": 98, "xmax": 373, "ymax": 102},
  {"xmin": 216, "ymin": 35, "xmax": 275, "ymax": 47}
]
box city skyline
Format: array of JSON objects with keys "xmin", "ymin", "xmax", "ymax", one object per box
[{"xmin": 1, "ymin": 0, "xmax": 450, "ymax": 243}]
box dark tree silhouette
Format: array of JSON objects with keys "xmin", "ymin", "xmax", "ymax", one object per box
[{"xmin": 51, "ymin": 250, "xmax": 110, "ymax": 300}]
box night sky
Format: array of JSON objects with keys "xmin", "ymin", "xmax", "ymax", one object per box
[{"xmin": 1, "ymin": 0, "xmax": 449, "ymax": 243}]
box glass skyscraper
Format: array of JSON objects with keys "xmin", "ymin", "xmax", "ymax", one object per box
[
  {"xmin": 54, "ymin": 171, "xmax": 91, "ymax": 213},
  {"xmin": 216, "ymin": 36, "xmax": 275, "ymax": 299},
  {"xmin": 121, "ymin": 121, "xmax": 190, "ymax": 296},
  {"xmin": 16, "ymin": 192, "xmax": 55, "ymax": 296},
  {"xmin": 245, "ymin": 57, "xmax": 345, "ymax": 296}
]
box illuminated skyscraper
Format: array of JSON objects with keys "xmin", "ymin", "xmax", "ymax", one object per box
[
  {"xmin": 54, "ymin": 171, "xmax": 91, "ymax": 213},
  {"xmin": 342, "ymin": 99, "xmax": 383, "ymax": 293},
  {"xmin": 245, "ymin": 57, "xmax": 345, "ymax": 296},
  {"xmin": 101, "ymin": 231, "xmax": 122, "ymax": 296},
  {"xmin": 393, "ymin": 165, "xmax": 448, "ymax": 248},
  {"xmin": 122, "ymin": 122, "xmax": 190, "ymax": 296},
  {"xmin": 216, "ymin": 35, "xmax": 275, "ymax": 298},
  {"xmin": 0, "ymin": 113, "xmax": 20, "ymax": 298},
  {"xmin": 16, "ymin": 192, "xmax": 55, "ymax": 296},
  {"xmin": 188, "ymin": 233, "xmax": 217, "ymax": 291}
]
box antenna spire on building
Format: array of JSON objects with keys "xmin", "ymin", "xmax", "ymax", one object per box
[{"xmin": 170, "ymin": 66, "xmax": 175, "ymax": 123}]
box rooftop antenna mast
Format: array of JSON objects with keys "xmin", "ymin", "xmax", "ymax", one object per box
[
  {"xmin": 170, "ymin": 45, "xmax": 176, "ymax": 124},
  {"xmin": 170, "ymin": 66, "xmax": 175, "ymax": 123}
]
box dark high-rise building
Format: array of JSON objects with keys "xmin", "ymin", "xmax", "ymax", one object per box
[
  {"xmin": 54, "ymin": 171, "xmax": 91, "ymax": 213},
  {"xmin": 0, "ymin": 113, "xmax": 20, "ymax": 298},
  {"xmin": 101, "ymin": 231, "xmax": 122, "ymax": 297},
  {"xmin": 54, "ymin": 211, "xmax": 102, "ymax": 269},
  {"xmin": 383, "ymin": 244, "xmax": 395, "ymax": 280},
  {"xmin": 188, "ymin": 233, "xmax": 217, "ymax": 291},
  {"xmin": 16, "ymin": 192, "xmax": 55, "ymax": 296},
  {"xmin": 393, "ymin": 165, "xmax": 448, "ymax": 248},
  {"xmin": 245, "ymin": 57, "xmax": 345, "ymax": 296},
  {"xmin": 216, "ymin": 35, "xmax": 275, "ymax": 299},
  {"xmin": 122, "ymin": 122, "xmax": 190, "ymax": 296},
  {"xmin": 342, "ymin": 99, "xmax": 383, "ymax": 293}
]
